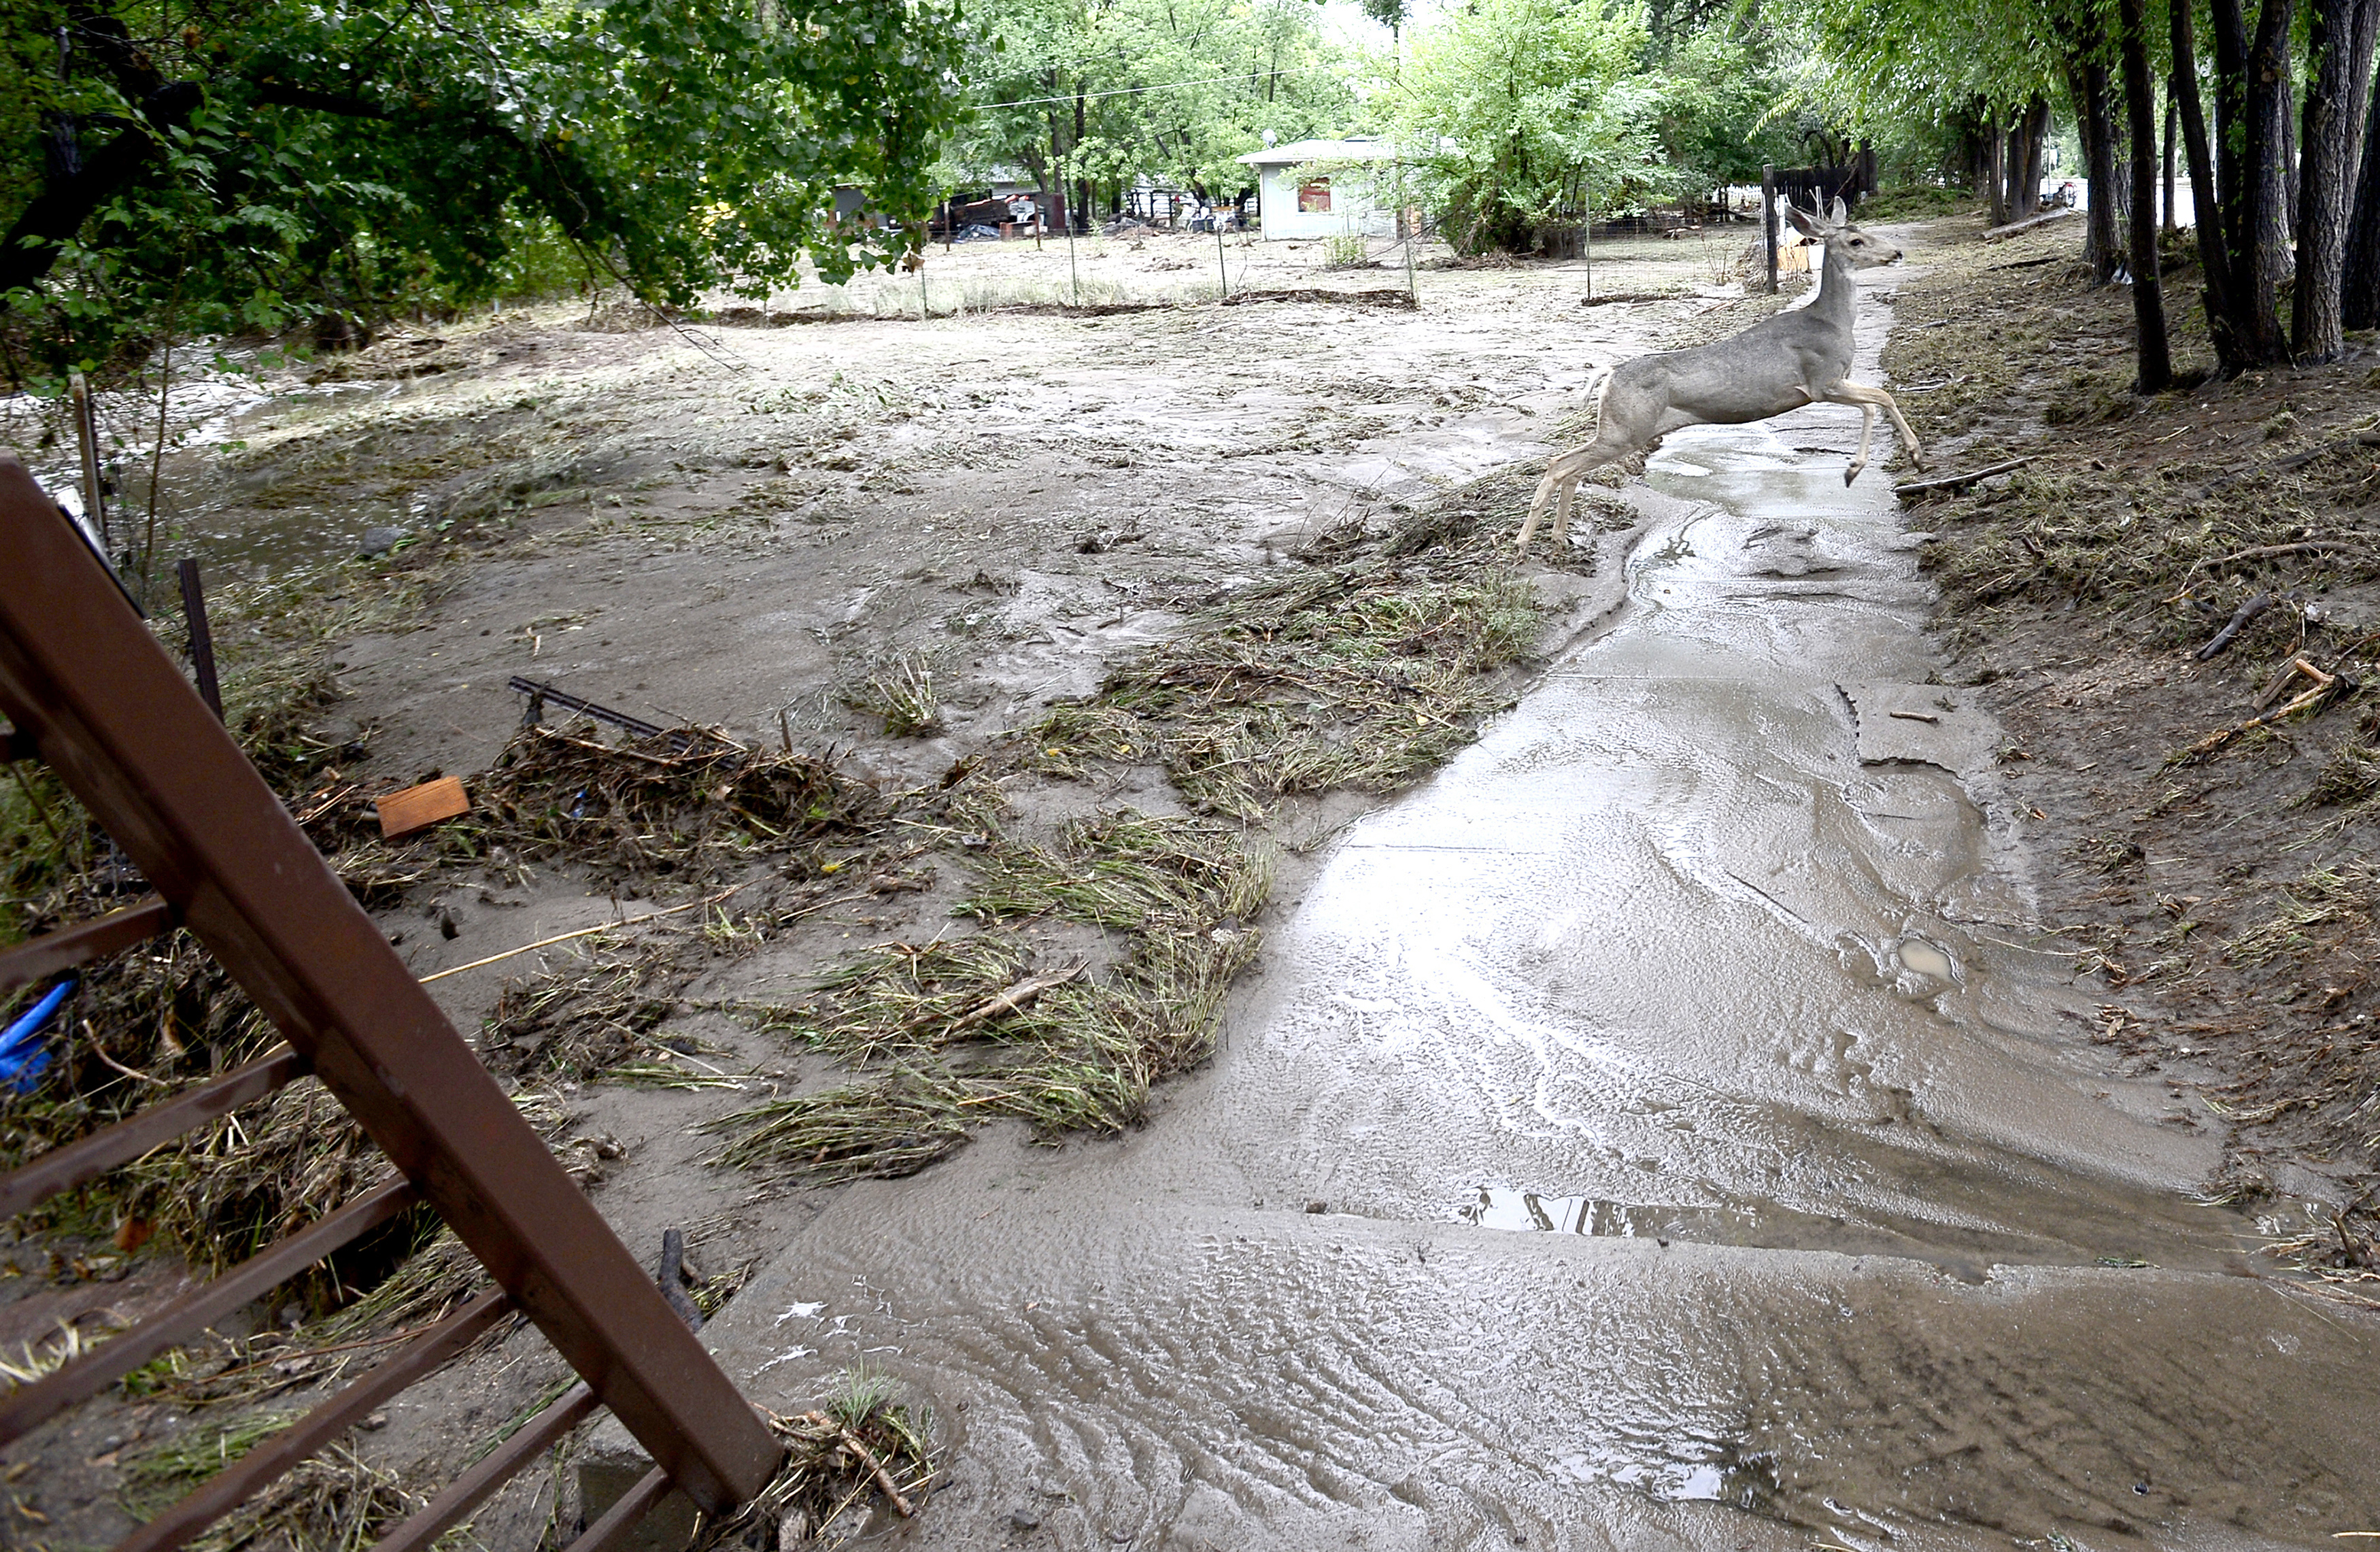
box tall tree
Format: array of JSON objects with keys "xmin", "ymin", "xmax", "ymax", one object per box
[
  {"xmin": 1387, "ymin": 0, "xmax": 1669, "ymax": 254},
  {"xmin": 2290, "ymin": 0, "xmax": 2380, "ymax": 359},
  {"xmin": 2171, "ymin": 0, "xmax": 2242, "ymax": 356},
  {"xmin": 2071, "ymin": 49, "xmax": 2124, "ymax": 280},
  {"xmin": 2, "ymin": 0, "xmax": 967, "ymax": 388},
  {"xmin": 2227, "ymin": 0, "xmax": 2299, "ymax": 362},
  {"xmin": 2345, "ymin": 74, "xmax": 2380, "ymax": 330},
  {"xmin": 953, "ymin": 0, "xmax": 1352, "ymax": 214},
  {"xmin": 2118, "ymin": 0, "xmax": 2171, "ymax": 388}
]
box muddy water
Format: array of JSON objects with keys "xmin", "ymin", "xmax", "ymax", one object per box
[{"xmin": 702, "ymin": 273, "xmax": 2380, "ymax": 1550}]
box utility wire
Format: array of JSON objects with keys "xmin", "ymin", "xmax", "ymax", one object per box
[{"xmin": 979, "ymin": 63, "xmax": 1343, "ymax": 111}]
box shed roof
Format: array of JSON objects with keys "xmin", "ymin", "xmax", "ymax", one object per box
[{"xmin": 1236, "ymin": 136, "xmax": 1399, "ymax": 167}]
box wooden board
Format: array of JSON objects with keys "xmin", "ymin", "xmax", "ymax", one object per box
[{"xmin": 375, "ymin": 777, "xmax": 470, "ymax": 839}]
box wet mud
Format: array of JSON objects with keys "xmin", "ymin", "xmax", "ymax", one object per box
[{"xmin": 693, "ymin": 262, "xmax": 2380, "ymax": 1550}]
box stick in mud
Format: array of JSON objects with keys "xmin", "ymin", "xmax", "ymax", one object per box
[
  {"xmin": 2195, "ymin": 590, "xmax": 2277, "ymax": 660},
  {"xmin": 177, "ymin": 559, "xmax": 222, "ymax": 719},
  {"xmin": 1894, "ymin": 456, "xmax": 2035, "ymax": 497}
]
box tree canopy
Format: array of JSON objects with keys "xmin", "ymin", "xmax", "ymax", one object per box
[
  {"xmin": 951, "ymin": 0, "xmax": 1353, "ymax": 204},
  {"xmin": 3, "ymin": 0, "xmax": 968, "ymax": 388},
  {"xmin": 1380, "ymin": 0, "xmax": 1800, "ymax": 253}
]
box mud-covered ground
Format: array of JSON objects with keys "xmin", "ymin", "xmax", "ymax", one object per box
[
  {"xmin": 10, "ymin": 212, "xmax": 2377, "ymax": 1551},
  {"xmin": 0, "ymin": 229, "xmax": 1759, "ymax": 1548},
  {"xmin": 1882, "ymin": 214, "xmax": 2380, "ymax": 1274}
]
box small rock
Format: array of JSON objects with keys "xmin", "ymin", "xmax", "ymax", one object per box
[
  {"xmin": 1010, "ymin": 1509, "xmax": 1042, "ymax": 1531},
  {"xmin": 360, "ymin": 1411, "xmax": 388, "ymax": 1431},
  {"xmin": 1304, "ymin": 1200, "xmax": 1327, "ymax": 1215},
  {"xmin": 358, "ymin": 525, "xmax": 411, "ymax": 559}
]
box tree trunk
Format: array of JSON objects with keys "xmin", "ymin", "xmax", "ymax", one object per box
[
  {"xmin": 2074, "ymin": 56, "xmax": 2124, "ymax": 281},
  {"xmin": 2345, "ymin": 56, "xmax": 2380, "ymax": 328},
  {"xmin": 2007, "ymin": 96, "xmax": 2049, "ymax": 218},
  {"xmin": 2121, "ymin": 0, "xmax": 2174, "ymax": 389},
  {"xmin": 1988, "ymin": 117, "xmax": 2011, "ymax": 224},
  {"xmin": 2163, "ymin": 88, "xmax": 2179, "ymax": 231},
  {"xmin": 2210, "ymin": 0, "xmax": 2250, "ymax": 257},
  {"xmin": 2173, "ymin": 2, "xmax": 2246, "ymax": 360},
  {"xmin": 2290, "ymin": 0, "xmax": 2380, "ymax": 359},
  {"xmin": 2237, "ymin": 0, "xmax": 2298, "ymax": 361}
]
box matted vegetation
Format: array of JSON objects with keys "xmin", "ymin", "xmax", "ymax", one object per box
[
  {"xmin": 701, "ymin": 811, "xmax": 1266, "ymax": 1183},
  {"xmin": 1021, "ymin": 503, "xmax": 1551, "ymax": 819},
  {"xmin": 694, "ymin": 1368, "xmax": 936, "ymax": 1546}
]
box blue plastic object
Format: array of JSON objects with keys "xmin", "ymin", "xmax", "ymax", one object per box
[{"xmin": 0, "ymin": 975, "xmax": 75, "ymax": 1092}]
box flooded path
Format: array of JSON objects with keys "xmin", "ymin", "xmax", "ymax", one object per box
[{"xmin": 695, "ymin": 269, "xmax": 2379, "ymax": 1550}]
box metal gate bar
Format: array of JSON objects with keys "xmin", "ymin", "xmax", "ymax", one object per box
[{"xmin": 0, "ymin": 452, "xmax": 782, "ymax": 1543}]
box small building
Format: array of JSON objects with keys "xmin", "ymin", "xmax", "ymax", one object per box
[{"xmin": 1236, "ymin": 137, "xmax": 1401, "ymax": 241}]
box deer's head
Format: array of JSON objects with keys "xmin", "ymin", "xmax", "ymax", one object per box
[{"xmin": 1785, "ymin": 197, "xmax": 1902, "ymax": 267}]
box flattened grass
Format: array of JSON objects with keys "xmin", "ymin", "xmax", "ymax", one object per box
[
  {"xmin": 702, "ymin": 813, "xmax": 1265, "ymax": 1183},
  {"xmin": 1023, "ymin": 509, "xmax": 1544, "ymax": 819}
]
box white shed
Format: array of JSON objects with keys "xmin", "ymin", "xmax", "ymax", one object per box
[{"xmin": 1236, "ymin": 137, "xmax": 1402, "ymax": 241}]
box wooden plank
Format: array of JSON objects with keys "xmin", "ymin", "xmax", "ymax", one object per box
[{"xmin": 375, "ymin": 777, "xmax": 470, "ymax": 839}]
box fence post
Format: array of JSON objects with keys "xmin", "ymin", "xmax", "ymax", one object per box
[{"xmin": 1761, "ymin": 163, "xmax": 1779, "ymax": 294}]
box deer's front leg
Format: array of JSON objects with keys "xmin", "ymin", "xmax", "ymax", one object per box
[
  {"xmin": 1841, "ymin": 401, "xmax": 1878, "ymax": 486},
  {"xmin": 1825, "ymin": 382, "xmax": 1926, "ymax": 477}
]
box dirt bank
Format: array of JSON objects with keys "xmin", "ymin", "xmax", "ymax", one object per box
[{"xmin": 1881, "ymin": 214, "xmax": 2380, "ymax": 1286}]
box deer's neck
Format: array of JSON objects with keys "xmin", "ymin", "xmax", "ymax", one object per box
[{"xmin": 1810, "ymin": 243, "xmax": 1856, "ymax": 332}]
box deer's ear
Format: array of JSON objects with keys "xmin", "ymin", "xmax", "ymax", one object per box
[
  {"xmin": 1784, "ymin": 205, "xmax": 1820, "ymax": 237},
  {"xmin": 1829, "ymin": 195, "xmax": 1850, "ymax": 226}
]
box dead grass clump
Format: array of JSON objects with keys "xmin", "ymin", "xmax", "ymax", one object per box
[
  {"xmin": 961, "ymin": 811, "xmax": 1269, "ymax": 930},
  {"xmin": 1023, "ymin": 515, "xmax": 1542, "ymax": 819},
  {"xmin": 843, "ymin": 656, "xmax": 941, "ymax": 738},
  {"xmin": 464, "ymin": 725, "xmax": 885, "ymax": 883},
  {"xmin": 694, "ymin": 1370, "xmax": 934, "ymax": 1547},
  {"xmin": 480, "ymin": 956, "xmax": 698, "ymax": 1081},
  {"xmin": 2309, "ymin": 709, "xmax": 2380, "ymax": 807},
  {"xmin": 2226, "ymin": 861, "xmax": 2379, "ymax": 967},
  {"xmin": 703, "ymin": 812, "xmax": 1265, "ymax": 1183},
  {"xmin": 123, "ymin": 1416, "xmax": 420, "ymax": 1552}
]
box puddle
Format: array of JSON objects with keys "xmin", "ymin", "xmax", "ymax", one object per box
[
  {"xmin": 1461, "ymin": 1187, "xmax": 1670, "ymax": 1236},
  {"xmin": 1893, "ymin": 935, "xmax": 1954, "ymax": 981}
]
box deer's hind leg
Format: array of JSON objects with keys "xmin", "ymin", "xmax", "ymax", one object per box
[{"xmin": 1519, "ymin": 435, "xmax": 1633, "ymax": 548}]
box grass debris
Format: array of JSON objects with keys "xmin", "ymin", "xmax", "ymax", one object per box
[
  {"xmin": 456, "ymin": 724, "xmax": 887, "ymax": 885},
  {"xmin": 703, "ymin": 811, "xmax": 1265, "ymax": 1183},
  {"xmin": 843, "ymin": 655, "xmax": 941, "ymax": 738},
  {"xmin": 122, "ymin": 1413, "xmax": 422, "ymax": 1552},
  {"xmin": 694, "ymin": 1368, "xmax": 934, "ymax": 1547},
  {"xmin": 1022, "ymin": 505, "xmax": 1545, "ymax": 819}
]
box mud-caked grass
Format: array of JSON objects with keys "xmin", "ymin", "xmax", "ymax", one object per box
[
  {"xmin": 702, "ymin": 812, "xmax": 1265, "ymax": 1183},
  {"xmin": 843, "ymin": 654, "xmax": 941, "ymax": 738},
  {"xmin": 479, "ymin": 954, "xmax": 698, "ymax": 1081},
  {"xmin": 1881, "ymin": 225, "xmax": 2380, "ymax": 656},
  {"xmin": 694, "ymin": 1369, "xmax": 934, "ymax": 1547},
  {"xmin": 456, "ymin": 724, "xmax": 887, "ymax": 885},
  {"xmin": 1023, "ymin": 509, "xmax": 1545, "ymax": 820},
  {"xmin": 123, "ymin": 1415, "xmax": 420, "ymax": 1552}
]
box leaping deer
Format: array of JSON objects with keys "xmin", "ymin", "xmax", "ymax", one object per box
[{"xmin": 1516, "ymin": 197, "xmax": 1927, "ymax": 549}]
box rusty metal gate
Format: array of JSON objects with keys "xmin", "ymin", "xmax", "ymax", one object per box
[{"xmin": 0, "ymin": 452, "xmax": 783, "ymax": 1549}]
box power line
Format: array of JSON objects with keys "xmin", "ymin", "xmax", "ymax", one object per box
[{"xmin": 978, "ymin": 63, "xmax": 1343, "ymax": 112}]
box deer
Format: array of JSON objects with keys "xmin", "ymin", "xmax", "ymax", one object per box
[{"xmin": 1515, "ymin": 197, "xmax": 1927, "ymax": 549}]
